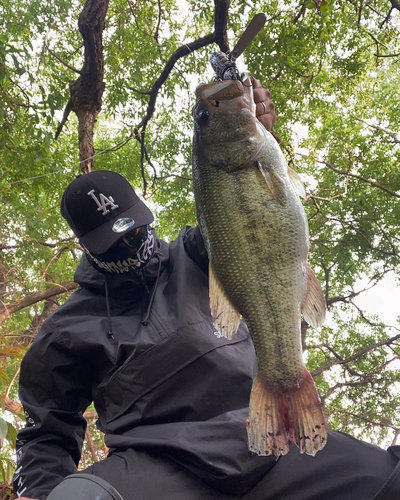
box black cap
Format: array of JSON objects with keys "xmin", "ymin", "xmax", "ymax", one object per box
[{"xmin": 60, "ymin": 170, "xmax": 154, "ymax": 254}]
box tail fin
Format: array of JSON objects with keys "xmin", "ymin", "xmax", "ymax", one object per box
[{"xmin": 247, "ymin": 370, "xmax": 327, "ymax": 457}]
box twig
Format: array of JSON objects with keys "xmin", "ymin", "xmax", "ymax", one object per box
[
  {"xmin": 380, "ymin": 7, "xmax": 393, "ymax": 28},
  {"xmin": 326, "ymin": 216, "xmax": 399, "ymax": 258},
  {"xmin": 0, "ymin": 86, "xmax": 29, "ymax": 108},
  {"xmin": 357, "ymin": 118, "xmax": 400, "ymax": 144},
  {"xmin": 294, "ymin": 2, "xmax": 306, "ymax": 23},
  {"xmin": 324, "ymin": 356, "xmax": 400, "ymax": 398},
  {"xmin": 321, "ymin": 161, "xmax": 400, "ymax": 198},
  {"xmin": 312, "ymin": 333, "xmax": 400, "ymax": 376},
  {"xmin": 365, "ymin": 4, "xmax": 384, "ymax": 18},
  {"xmin": 154, "ymin": 0, "xmax": 162, "ymax": 43},
  {"xmin": 331, "ymin": 408, "xmax": 400, "ymax": 433},
  {"xmin": 126, "ymin": 86, "xmax": 151, "ymax": 96},
  {"xmin": 85, "ymin": 429, "xmax": 99, "ymax": 462},
  {"xmin": 156, "ymin": 174, "xmax": 192, "ymax": 181},
  {"xmin": 374, "ymin": 52, "xmax": 400, "ymax": 58},
  {"xmin": 133, "ymin": 32, "xmax": 216, "ymax": 133},
  {"xmin": 4, "ymin": 396, "xmax": 22, "ymax": 414},
  {"xmin": 140, "ymin": 129, "xmax": 147, "ymax": 197},
  {"xmin": 306, "ymin": 171, "xmax": 349, "ymax": 201},
  {"xmin": 133, "ymin": 0, "xmax": 230, "ymax": 132},
  {"xmin": 5, "ymin": 367, "xmax": 20, "ymax": 398},
  {"xmin": 0, "ymin": 282, "xmax": 79, "ymax": 325},
  {"xmin": 44, "ymin": 20, "xmax": 81, "ymax": 75}
]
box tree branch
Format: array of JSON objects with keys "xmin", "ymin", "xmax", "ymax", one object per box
[
  {"xmin": 0, "ymin": 282, "xmax": 79, "ymax": 325},
  {"xmin": 374, "ymin": 52, "xmax": 400, "ymax": 58},
  {"xmin": 214, "ymin": 0, "xmax": 230, "ymax": 52},
  {"xmin": 331, "ymin": 408, "xmax": 400, "ymax": 434},
  {"xmin": 129, "ymin": 0, "xmax": 231, "ymax": 188},
  {"xmin": 5, "ymin": 396, "xmax": 22, "ymax": 414},
  {"xmin": 311, "ymin": 333, "xmax": 400, "ymax": 377},
  {"xmin": 133, "ymin": 0, "xmax": 229, "ymax": 133},
  {"xmin": 321, "ymin": 161, "xmax": 400, "ymax": 198},
  {"xmin": 85, "ymin": 428, "xmax": 99, "ymax": 462},
  {"xmin": 155, "ymin": 174, "xmax": 192, "ymax": 181},
  {"xmin": 0, "ymin": 237, "xmax": 75, "ymax": 250},
  {"xmin": 44, "ymin": 21, "xmax": 81, "ymax": 75},
  {"xmin": 324, "ymin": 355, "xmax": 400, "ymax": 399},
  {"xmin": 134, "ymin": 33, "xmax": 216, "ymax": 133},
  {"xmin": 293, "ymin": 2, "xmax": 307, "ymax": 23},
  {"xmin": 324, "ymin": 216, "xmax": 399, "ymax": 259},
  {"xmin": 357, "ymin": 118, "xmax": 400, "ymax": 143}
]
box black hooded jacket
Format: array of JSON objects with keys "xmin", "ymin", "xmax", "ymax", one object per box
[
  {"xmin": 13, "ymin": 227, "xmax": 400, "ymax": 500},
  {"xmin": 13, "ymin": 226, "xmax": 277, "ymax": 499}
]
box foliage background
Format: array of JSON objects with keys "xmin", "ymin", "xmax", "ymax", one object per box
[{"xmin": 1, "ymin": 0, "xmax": 400, "ymax": 495}]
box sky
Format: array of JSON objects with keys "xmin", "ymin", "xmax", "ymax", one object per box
[{"xmin": 354, "ymin": 272, "xmax": 400, "ymax": 326}]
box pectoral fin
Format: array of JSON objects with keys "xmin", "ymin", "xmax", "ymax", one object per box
[
  {"xmin": 209, "ymin": 262, "xmax": 241, "ymax": 339},
  {"xmin": 257, "ymin": 161, "xmax": 287, "ymax": 206},
  {"xmin": 302, "ymin": 263, "xmax": 327, "ymax": 328}
]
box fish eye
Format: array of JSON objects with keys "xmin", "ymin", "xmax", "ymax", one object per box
[{"xmin": 198, "ymin": 110, "xmax": 210, "ymax": 126}]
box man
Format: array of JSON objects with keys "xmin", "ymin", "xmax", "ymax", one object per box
[{"xmin": 14, "ymin": 80, "xmax": 400, "ymax": 499}]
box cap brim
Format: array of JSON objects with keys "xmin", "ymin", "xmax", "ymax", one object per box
[{"xmin": 79, "ymin": 198, "xmax": 154, "ymax": 254}]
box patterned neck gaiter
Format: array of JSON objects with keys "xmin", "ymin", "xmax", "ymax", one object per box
[{"xmin": 85, "ymin": 226, "xmax": 155, "ymax": 275}]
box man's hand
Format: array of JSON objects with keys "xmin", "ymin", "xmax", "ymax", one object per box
[
  {"xmin": 17, "ymin": 497, "xmax": 39, "ymax": 499},
  {"xmin": 252, "ymin": 77, "xmax": 276, "ymax": 131}
]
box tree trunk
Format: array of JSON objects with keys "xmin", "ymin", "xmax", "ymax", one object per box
[{"xmin": 59, "ymin": 0, "xmax": 110, "ymax": 172}]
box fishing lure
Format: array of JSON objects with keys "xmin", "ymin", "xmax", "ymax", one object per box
[
  {"xmin": 209, "ymin": 13, "xmax": 267, "ymax": 82},
  {"xmin": 210, "ymin": 51, "xmax": 240, "ymax": 81}
]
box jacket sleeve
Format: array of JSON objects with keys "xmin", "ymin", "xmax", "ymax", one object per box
[
  {"xmin": 13, "ymin": 319, "xmax": 93, "ymax": 499},
  {"xmin": 181, "ymin": 226, "xmax": 209, "ymax": 274}
]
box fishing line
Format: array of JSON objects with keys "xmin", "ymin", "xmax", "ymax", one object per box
[{"xmin": 242, "ymin": 79, "xmax": 254, "ymax": 87}]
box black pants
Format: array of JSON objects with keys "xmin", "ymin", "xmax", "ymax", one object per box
[{"xmin": 78, "ymin": 431, "xmax": 400, "ymax": 500}]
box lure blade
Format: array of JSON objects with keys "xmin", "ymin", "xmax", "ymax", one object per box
[{"xmin": 230, "ymin": 13, "xmax": 267, "ymax": 62}]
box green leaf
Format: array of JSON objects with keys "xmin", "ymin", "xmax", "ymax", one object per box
[
  {"xmin": 0, "ymin": 418, "xmax": 8, "ymax": 449},
  {"xmin": 320, "ymin": 2, "xmax": 330, "ymax": 14},
  {"xmin": 6, "ymin": 422, "xmax": 18, "ymax": 448},
  {"xmin": 0, "ymin": 393, "xmax": 5, "ymax": 413}
]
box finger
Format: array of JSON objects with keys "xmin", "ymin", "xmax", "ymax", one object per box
[
  {"xmin": 253, "ymin": 87, "xmax": 271, "ymax": 104},
  {"xmin": 256, "ymin": 101, "xmax": 267, "ymax": 117},
  {"xmin": 257, "ymin": 112, "xmax": 276, "ymax": 132},
  {"xmin": 256, "ymin": 100, "xmax": 276, "ymax": 131},
  {"xmin": 255, "ymin": 100, "xmax": 275, "ymax": 117},
  {"xmin": 251, "ymin": 76, "xmax": 263, "ymax": 89}
]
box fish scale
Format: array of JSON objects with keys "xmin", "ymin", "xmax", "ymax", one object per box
[
  {"xmin": 197, "ymin": 162, "xmax": 307, "ymax": 387},
  {"xmin": 192, "ymin": 77, "xmax": 327, "ymax": 456}
]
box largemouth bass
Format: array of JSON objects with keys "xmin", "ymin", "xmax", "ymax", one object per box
[{"xmin": 192, "ymin": 77, "xmax": 327, "ymax": 457}]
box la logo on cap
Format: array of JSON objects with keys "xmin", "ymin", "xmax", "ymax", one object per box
[{"xmin": 87, "ymin": 189, "xmax": 119, "ymax": 216}]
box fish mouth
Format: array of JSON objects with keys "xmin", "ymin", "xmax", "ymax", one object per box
[
  {"xmin": 193, "ymin": 77, "xmax": 255, "ymax": 125},
  {"xmin": 195, "ymin": 79, "xmax": 245, "ymax": 101}
]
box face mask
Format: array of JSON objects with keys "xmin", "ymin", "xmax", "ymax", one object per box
[{"xmin": 84, "ymin": 225, "xmax": 155, "ymax": 275}]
